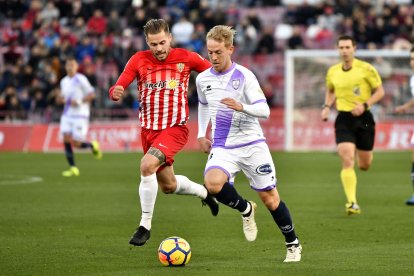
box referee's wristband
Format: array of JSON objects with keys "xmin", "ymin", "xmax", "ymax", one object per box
[
  {"xmin": 321, "ymin": 104, "xmax": 330, "ymax": 109},
  {"xmin": 363, "ymin": 102, "xmax": 369, "ymax": 111}
]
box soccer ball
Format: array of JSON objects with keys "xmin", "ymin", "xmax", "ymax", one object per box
[{"xmin": 158, "ymin": 236, "xmax": 191, "ymax": 266}]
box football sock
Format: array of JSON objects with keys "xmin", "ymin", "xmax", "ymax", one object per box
[
  {"xmin": 174, "ymin": 175, "xmax": 207, "ymax": 199},
  {"xmin": 411, "ymin": 162, "xmax": 414, "ymax": 192},
  {"xmin": 214, "ymin": 182, "xmax": 248, "ymax": 213},
  {"xmin": 340, "ymin": 168, "xmax": 357, "ymax": 204},
  {"xmin": 80, "ymin": 142, "xmax": 92, "ymax": 149},
  {"xmin": 64, "ymin": 142, "xmax": 75, "ymax": 166},
  {"xmin": 139, "ymin": 174, "xmax": 158, "ymax": 230},
  {"xmin": 270, "ymin": 201, "xmax": 297, "ymax": 243}
]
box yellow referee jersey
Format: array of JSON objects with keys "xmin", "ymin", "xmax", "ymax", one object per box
[{"xmin": 326, "ymin": 58, "xmax": 382, "ymax": 111}]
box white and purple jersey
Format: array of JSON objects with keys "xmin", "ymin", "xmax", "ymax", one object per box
[
  {"xmin": 196, "ymin": 62, "xmax": 267, "ymax": 149},
  {"xmin": 60, "ymin": 73, "xmax": 94, "ymax": 118}
]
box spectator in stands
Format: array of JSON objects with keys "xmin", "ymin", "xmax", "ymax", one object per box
[
  {"xmin": 287, "ymin": 25, "xmax": 304, "ymax": 49},
  {"xmin": 39, "ymin": 1, "xmax": 60, "ymax": 24},
  {"xmin": 171, "ymin": 16, "xmax": 194, "ymax": 48},
  {"xmin": 255, "ymin": 26, "xmax": 276, "ymax": 54},
  {"xmin": 86, "ymin": 9, "xmax": 107, "ymax": 36}
]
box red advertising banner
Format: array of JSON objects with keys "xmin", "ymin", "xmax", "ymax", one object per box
[
  {"xmin": 0, "ymin": 125, "xmax": 32, "ymax": 151},
  {"xmin": 0, "ymin": 114, "xmax": 412, "ymax": 152}
]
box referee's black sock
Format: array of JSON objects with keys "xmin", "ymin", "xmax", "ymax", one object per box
[
  {"xmin": 214, "ymin": 182, "xmax": 248, "ymax": 213},
  {"xmin": 270, "ymin": 201, "xmax": 297, "ymax": 243}
]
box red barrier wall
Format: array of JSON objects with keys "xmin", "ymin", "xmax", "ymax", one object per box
[{"xmin": 0, "ymin": 112, "xmax": 412, "ymax": 152}]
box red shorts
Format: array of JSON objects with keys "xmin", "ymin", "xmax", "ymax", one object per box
[{"xmin": 141, "ymin": 125, "xmax": 189, "ymax": 167}]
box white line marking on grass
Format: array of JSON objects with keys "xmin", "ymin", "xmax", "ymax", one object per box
[{"xmin": 0, "ymin": 175, "xmax": 43, "ymax": 185}]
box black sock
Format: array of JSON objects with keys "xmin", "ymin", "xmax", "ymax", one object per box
[
  {"xmin": 64, "ymin": 142, "xmax": 75, "ymax": 166},
  {"xmin": 214, "ymin": 182, "xmax": 248, "ymax": 213},
  {"xmin": 269, "ymin": 201, "xmax": 297, "ymax": 243},
  {"xmin": 80, "ymin": 142, "xmax": 92, "ymax": 149},
  {"xmin": 411, "ymin": 162, "xmax": 414, "ymax": 192}
]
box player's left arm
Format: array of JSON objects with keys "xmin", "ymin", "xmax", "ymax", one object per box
[
  {"xmin": 352, "ymin": 65, "xmax": 385, "ymax": 116},
  {"xmin": 221, "ymin": 70, "xmax": 270, "ymax": 119},
  {"xmin": 76, "ymin": 75, "xmax": 95, "ymax": 106},
  {"xmin": 359, "ymin": 65, "xmax": 385, "ymax": 111}
]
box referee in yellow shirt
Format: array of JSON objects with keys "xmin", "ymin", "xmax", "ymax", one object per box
[{"xmin": 321, "ymin": 35, "xmax": 385, "ymax": 215}]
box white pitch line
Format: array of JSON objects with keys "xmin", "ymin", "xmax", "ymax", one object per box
[{"xmin": 0, "ymin": 175, "xmax": 43, "ymax": 185}]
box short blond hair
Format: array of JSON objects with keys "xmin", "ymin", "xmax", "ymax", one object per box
[{"xmin": 206, "ymin": 25, "xmax": 236, "ymax": 48}]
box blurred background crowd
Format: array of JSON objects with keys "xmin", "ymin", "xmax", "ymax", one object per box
[{"xmin": 1, "ymin": 0, "xmax": 414, "ymax": 122}]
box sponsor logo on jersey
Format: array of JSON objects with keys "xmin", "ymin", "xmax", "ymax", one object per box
[
  {"xmin": 145, "ymin": 79, "xmax": 182, "ymax": 90},
  {"xmin": 353, "ymin": 86, "xmax": 360, "ymax": 96},
  {"xmin": 256, "ymin": 163, "xmax": 272, "ymax": 175},
  {"xmin": 206, "ymin": 85, "xmax": 212, "ymax": 91},
  {"xmin": 232, "ymin": 79, "xmax": 240, "ymax": 90},
  {"xmin": 177, "ymin": 63, "xmax": 185, "ymax": 72},
  {"xmin": 167, "ymin": 79, "xmax": 179, "ymax": 89}
]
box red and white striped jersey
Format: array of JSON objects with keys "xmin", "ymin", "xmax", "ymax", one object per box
[{"xmin": 110, "ymin": 48, "xmax": 211, "ymax": 130}]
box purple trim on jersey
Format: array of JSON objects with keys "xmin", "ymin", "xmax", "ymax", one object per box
[
  {"xmin": 251, "ymin": 184, "xmax": 276, "ymax": 191},
  {"xmin": 225, "ymin": 68, "xmax": 245, "ymax": 92},
  {"xmin": 198, "ymin": 99, "xmax": 208, "ymax": 105},
  {"xmin": 209, "ymin": 62, "xmax": 236, "ymax": 76},
  {"xmin": 252, "ymin": 99, "xmax": 266, "ymax": 104},
  {"xmin": 204, "ymin": 166, "xmax": 230, "ymax": 179},
  {"xmin": 213, "ymin": 109, "xmax": 233, "ymax": 147},
  {"xmin": 212, "ymin": 139, "xmax": 266, "ymax": 149},
  {"xmin": 63, "ymin": 98, "xmax": 71, "ymax": 115},
  {"xmin": 71, "ymin": 74, "xmax": 81, "ymax": 84}
]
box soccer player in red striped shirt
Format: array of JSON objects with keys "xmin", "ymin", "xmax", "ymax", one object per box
[{"xmin": 109, "ymin": 19, "xmax": 218, "ymax": 246}]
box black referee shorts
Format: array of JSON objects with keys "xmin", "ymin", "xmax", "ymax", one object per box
[{"xmin": 334, "ymin": 111, "xmax": 376, "ymax": 151}]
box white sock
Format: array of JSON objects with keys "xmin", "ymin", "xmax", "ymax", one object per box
[
  {"xmin": 139, "ymin": 174, "xmax": 158, "ymax": 230},
  {"xmin": 286, "ymin": 238, "xmax": 299, "ymax": 245},
  {"xmin": 242, "ymin": 201, "xmax": 252, "ymax": 215},
  {"xmin": 174, "ymin": 175, "xmax": 207, "ymax": 199}
]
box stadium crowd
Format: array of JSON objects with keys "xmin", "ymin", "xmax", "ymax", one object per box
[{"xmin": 0, "ymin": 0, "xmax": 413, "ymax": 122}]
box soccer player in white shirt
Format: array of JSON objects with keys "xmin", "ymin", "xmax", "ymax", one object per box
[
  {"xmin": 57, "ymin": 57, "xmax": 102, "ymax": 177},
  {"xmin": 395, "ymin": 46, "xmax": 414, "ymax": 205},
  {"xmin": 196, "ymin": 25, "xmax": 302, "ymax": 262}
]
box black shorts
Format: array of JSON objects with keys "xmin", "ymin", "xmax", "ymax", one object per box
[{"xmin": 334, "ymin": 111, "xmax": 376, "ymax": 151}]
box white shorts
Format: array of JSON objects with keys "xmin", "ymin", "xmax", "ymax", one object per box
[
  {"xmin": 205, "ymin": 142, "xmax": 277, "ymax": 191},
  {"xmin": 59, "ymin": 116, "xmax": 89, "ymax": 141}
]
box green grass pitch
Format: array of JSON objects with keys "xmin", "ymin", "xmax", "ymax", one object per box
[{"xmin": 0, "ymin": 151, "xmax": 413, "ymax": 275}]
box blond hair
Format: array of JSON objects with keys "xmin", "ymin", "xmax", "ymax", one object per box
[{"xmin": 206, "ymin": 25, "xmax": 236, "ymax": 48}]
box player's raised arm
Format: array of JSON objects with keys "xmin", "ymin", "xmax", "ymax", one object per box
[{"xmin": 108, "ymin": 55, "xmax": 138, "ymax": 101}]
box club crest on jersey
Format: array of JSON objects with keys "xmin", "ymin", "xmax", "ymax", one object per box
[
  {"xmin": 176, "ymin": 63, "xmax": 185, "ymax": 72},
  {"xmin": 256, "ymin": 163, "xmax": 272, "ymax": 175},
  {"xmin": 232, "ymin": 79, "xmax": 240, "ymax": 90}
]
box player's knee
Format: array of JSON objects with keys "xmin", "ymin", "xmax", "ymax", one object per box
[
  {"xmin": 260, "ymin": 190, "xmax": 280, "ymax": 210},
  {"xmin": 204, "ymin": 179, "xmax": 224, "ymax": 195},
  {"xmin": 140, "ymin": 159, "xmax": 157, "ymax": 175},
  {"xmin": 159, "ymin": 183, "xmax": 175, "ymax": 194},
  {"xmin": 358, "ymin": 163, "xmax": 371, "ymax": 171}
]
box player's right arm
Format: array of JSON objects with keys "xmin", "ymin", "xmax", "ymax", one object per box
[
  {"xmin": 322, "ymin": 70, "xmax": 336, "ymax": 121},
  {"xmin": 196, "ymin": 74, "xmax": 212, "ymax": 154},
  {"xmin": 396, "ymin": 76, "xmax": 414, "ymax": 113},
  {"xmin": 321, "ymin": 87, "xmax": 335, "ymax": 121},
  {"xmin": 109, "ymin": 54, "xmax": 139, "ymax": 101}
]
